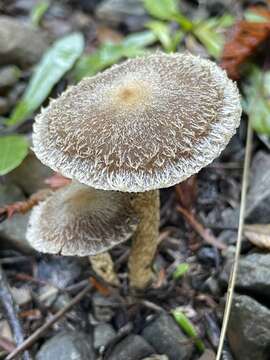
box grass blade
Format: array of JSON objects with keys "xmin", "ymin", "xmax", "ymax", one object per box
[
  {"xmin": 7, "ymin": 32, "xmax": 84, "ymax": 126},
  {"xmin": 216, "ymin": 120, "xmax": 253, "ymax": 359}
]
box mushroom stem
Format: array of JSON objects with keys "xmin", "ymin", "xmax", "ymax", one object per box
[
  {"xmin": 89, "ymin": 253, "xmax": 119, "ymax": 286},
  {"xmin": 128, "ymin": 190, "xmax": 160, "ymax": 289}
]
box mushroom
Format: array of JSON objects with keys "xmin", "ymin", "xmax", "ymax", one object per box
[
  {"xmin": 26, "ymin": 181, "xmax": 138, "ymax": 284},
  {"xmin": 32, "ymin": 52, "xmax": 242, "ymax": 288}
]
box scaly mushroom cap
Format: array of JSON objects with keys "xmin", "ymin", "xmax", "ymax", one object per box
[
  {"xmin": 26, "ymin": 182, "xmax": 138, "ymax": 256},
  {"xmin": 33, "ymin": 53, "xmax": 242, "ymax": 192}
]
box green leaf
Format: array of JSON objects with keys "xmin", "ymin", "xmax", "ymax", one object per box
[
  {"xmin": 74, "ymin": 43, "xmax": 131, "ymax": 80},
  {"xmin": 242, "ymin": 66, "xmax": 270, "ymax": 135},
  {"xmin": 193, "ymin": 15, "xmax": 235, "ymax": 59},
  {"xmin": 74, "ymin": 31, "xmax": 156, "ymax": 81},
  {"xmin": 143, "ymin": 0, "xmax": 178, "ymax": 20},
  {"xmin": 122, "ymin": 30, "xmax": 157, "ymax": 48},
  {"xmin": 7, "ymin": 32, "xmax": 85, "ymax": 126},
  {"xmin": 147, "ymin": 21, "xmax": 176, "ymax": 52},
  {"xmin": 0, "ymin": 135, "xmax": 28, "ymax": 175},
  {"xmin": 172, "ymin": 309, "xmax": 205, "ymax": 352},
  {"xmin": 173, "ymin": 13, "xmax": 193, "ymax": 31},
  {"xmin": 173, "ymin": 263, "xmax": 189, "ymax": 280},
  {"xmin": 143, "ymin": 0, "xmax": 192, "ymax": 31},
  {"xmin": 31, "ymin": 1, "xmax": 50, "ymax": 26}
]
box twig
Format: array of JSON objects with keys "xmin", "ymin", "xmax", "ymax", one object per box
[
  {"xmin": 0, "ymin": 256, "xmax": 32, "ymax": 265},
  {"xmin": 216, "ymin": 121, "xmax": 253, "ymax": 360},
  {"xmin": 0, "ymin": 336, "xmax": 15, "ymax": 353},
  {"xmin": 176, "ymin": 206, "xmax": 227, "ymax": 250},
  {"xmin": 5, "ymin": 284, "xmax": 92, "ymax": 360},
  {"xmin": 140, "ymin": 300, "xmax": 164, "ymax": 312},
  {"xmin": 0, "ymin": 265, "xmax": 31, "ymax": 360},
  {"xmin": 0, "ymin": 189, "xmax": 51, "ymax": 221}
]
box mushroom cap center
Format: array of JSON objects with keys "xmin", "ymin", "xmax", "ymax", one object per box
[{"xmin": 113, "ymin": 80, "xmax": 149, "ymax": 108}]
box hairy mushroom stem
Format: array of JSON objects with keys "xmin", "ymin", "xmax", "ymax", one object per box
[
  {"xmin": 128, "ymin": 190, "xmax": 160, "ymax": 289},
  {"xmin": 89, "ymin": 253, "xmax": 119, "ymax": 286}
]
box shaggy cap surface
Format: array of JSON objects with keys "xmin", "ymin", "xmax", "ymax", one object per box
[
  {"xmin": 26, "ymin": 182, "xmax": 138, "ymax": 256},
  {"xmin": 33, "ymin": 53, "xmax": 242, "ymax": 192}
]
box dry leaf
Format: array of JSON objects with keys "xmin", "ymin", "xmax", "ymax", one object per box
[
  {"xmin": 244, "ymin": 224, "xmax": 270, "ymax": 249},
  {"xmin": 175, "ymin": 175, "xmax": 197, "ymax": 210},
  {"xmin": 44, "ymin": 172, "xmax": 71, "ymax": 189},
  {"xmin": 198, "ymin": 349, "xmax": 216, "ymax": 360},
  {"xmin": 221, "ymin": 6, "xmax": 270, "ymax": 79}
]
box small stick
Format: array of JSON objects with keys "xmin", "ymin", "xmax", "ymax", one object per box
[
  {"xmin": 140, "ymin": 300, "xmax": 164, "ymax": 312},
  {"xmin": 216, "ymin": 122, "xmax": 253, "ymax": 359},
  {"xmin": 176, "ymin": 206, "xmax": 227, "ymax": 250},
  {"xmin": 0, "ymin": 189, "xmax": 51, "ymax": 220},
  {"xmin": 0, "ymin": 265, "xmax": 31, "ymax": 360},
  {"xmin": 5, "ymin": 284, "xmax": 91, "ymax": 360},
  {"xmin": 0, "ymin": 336, "xmax": 16, "ymax": 353}
]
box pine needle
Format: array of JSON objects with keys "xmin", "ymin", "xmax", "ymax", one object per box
[{"xmin": 216, "ymin": 120, "xmax": 253, "ymax": 359}]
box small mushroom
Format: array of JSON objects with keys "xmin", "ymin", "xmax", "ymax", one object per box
[
  {"xmin": 32, "ymin": 53, "xmax": 242, "ymax": 288},
  {"xmin": 26, "ymin": 182, "xmax": 138, "ymax": 256}
]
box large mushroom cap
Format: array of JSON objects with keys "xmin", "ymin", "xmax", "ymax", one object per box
[
  {"xmin": 33, "ymin": 53, "xmax": 242, "ymax": 192},
  {"xmin": 26, "ymin": 182, "xmax": 138, "ymax": 256}
]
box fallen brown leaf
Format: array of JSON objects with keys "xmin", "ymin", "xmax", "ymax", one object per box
[
  {"xmin": 221, "ymin": 6, "xmax": 270, "ymax": 79},
  {"xmin": 90, "ymin": 277, "xmax": 110, "ymax": 296},
  {"xmin": 244, "ymin": 224, "xmax": 270, "ymax": 250},
  {"xmin": 19, "ymin": 309, "xmax": 42, "ymax": 320},
  {"xmin": 175, "ymin": 175, "xmax": 197, "ymax": 210}
]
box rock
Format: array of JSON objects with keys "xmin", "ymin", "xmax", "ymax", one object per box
[
  {"xmin": 96, "ymin": 0, "xmax": 148, "ymax": 31},
  {"xmin": 0, "ymin": 65, "xmax": 21, "ymax": 91},
  {"xmin": 0, "ymin": 184, "xmax": 32, "ymax": 253},
  {"xmin": 205, "ymin": 0, "xmax": 240, "ymax": 16},
  {"xmin": 38, "ymin": 285, "xmax": 59, "ymax": 307},
  {"xmin": 7, "ymin": 82, "xmax": 26, "ymax": 107},
  {"xmin": 218, "ymin": 230, "xmax": 237, "ymax": 246},
  {"xmin": 203, "ymin": 207, "xmax": 239, "ymax": 230},
  {"xmin": 220, "ymin": 252, "xmax": 270, "ymax": 298},
  {"xmin": 7, "ymin": 152, "xmax": 53, "ymax": 196},
  {"xmin": 11, "ymin": 286, "xmax": 31, "ymax": 306},
  {"xmin": 0, "ymin": 96, "xmax": 9, "ymax": 115},
  {"xmin": 0, "ymin": 16, "xmax": 48, "ymax": 68},
  {"xmin": 246, "ymin": 151, "xmax": 270, "ymax": 223},
  {"xmin": 198, "ymin": 349, "xmax": 216, "ymax": 360},
  {"xmin": 143, "ymin": 356, "xmax": 169, "ymax": 360},
  {"xmin": 219, "ymin": 230, "xmax": 251, "ymax": 253},
  {"xmin": 202, "ymin": 276, "xmax": 220, "ymax": 296},
  {"xmin": 77, "ymin": 0, "xmax": 103, "ymax": 12},
  {"xmin": 37, "ymin": 257, "xmax": 81, "ymax": 289},
  {"xmin": 0, "ymin": 319, "xmax": 13, "ymax": 343},
  {"xmin": 228, "ymin": 294, "xmax": 270, "ymax": 360},
  {"xmin": 6, "ymin": 0, "xmax": 38, "ymax": 14},
  {"xmin": 52, "ymin": 293, "xmax": 72, "ymax": 312},
  {"xmin": 142, "ymin": 313, "xmax": 193, "ymax": 360},
  {"xmin": 93, "ymin": 323, "xmax": 116, "ymax": 350},
  {"xmin": 36, "ymin": 331, "xmax": 96, "ymax": 360},
  {"xmin": 92, "ymin": 293, "xmax": 118, "ymax": 322},
  {"xmin": 108, "ymin": 334, "xmax": 155, "ymax": 360},
  {"xmin": 197, "ymin": 246, "xmax": 218, "ymax": 266}
]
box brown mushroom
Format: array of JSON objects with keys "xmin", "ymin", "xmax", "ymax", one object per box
[
  {"xmin": 26, "ymin": 182, "xmax": 137, "ymax": 256},
  {"xmin": 32, "ymin": 53, "xmax": 242, "ymax": 288}
]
